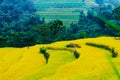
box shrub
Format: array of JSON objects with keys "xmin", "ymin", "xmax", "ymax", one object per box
[
  {"xmin": 40, "ymin": 46, "xmax": 47, "ymax": 53},
  {"xmin": 40, "ymin": 46, "xmax": 50, "ymax": 64},
  {"xmin": 73, "ymin": 50, "xmax": 80, "ymax": 59},
  {"xmin": 44, "ymin": 52, "xmax": 50, "ymax": 64},
  {"xmin": 111, "ymin": 48, "xmax": 118, "ymax": 58}
]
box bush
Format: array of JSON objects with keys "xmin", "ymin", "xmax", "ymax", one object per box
[
  {"xmin": 111, "ymin": 48, "xmax": 118, "ymax": 58},
  {"xmin": 40, "ymin": 46, "xmax": 50, "ymax": 64},
  {"xmin": 40, "ymin": 46, "xmax": 47, "ymax": 53},
  {"xmin": 73, "ymin": 50, "xmax": 80, "ymax": 59},
  {"xmin": 44, "ymin": 52, "xmax": 50, "ymax": 64}
]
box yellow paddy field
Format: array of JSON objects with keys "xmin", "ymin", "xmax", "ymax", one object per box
[{"xmin": 0, "ymin": 37, "xmax": 120, "ymax": 80}]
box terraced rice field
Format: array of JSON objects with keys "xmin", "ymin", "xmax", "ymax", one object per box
[
  {"xmin": 36, "ymin": 8, "xmax": 83, "ymax": 26},
  {"xmin": 0, "ymin": 37, "xmax": 120, "ymax": 80}
]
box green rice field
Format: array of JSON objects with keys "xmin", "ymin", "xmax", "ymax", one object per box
[{"xmin": 36, "ymin": 8, "xmax": 83, "ymax": 26}]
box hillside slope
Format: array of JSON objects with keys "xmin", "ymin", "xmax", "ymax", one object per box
[{"xmin": 0, "ymin": 37, "xmax": 120, "ymax": 80}]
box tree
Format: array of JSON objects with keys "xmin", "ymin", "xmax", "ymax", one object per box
[
  {"xmin": 0, "ymin": 36, "xmax": 6, "ymax": 47},
  {"xmin": 113, "ymin": 6, "xmax": 120, "ymax": 21},
  {"xmin": 0, "ymin": 0, "xmax": 42, "ymax": 47},
  {"xmin": 32, "ymin": 20, "xmax": 66, "ymax": 43},
  {"xmin": 95, "ymin": 0, "xmax": 103, "ymax": 6}
]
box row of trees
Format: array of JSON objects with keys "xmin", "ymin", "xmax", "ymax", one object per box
[
  {"xmin": 0, "ymin": 0, "xmax": 67, "ymax": 47},
  {"xmin": 67, "ymin": 4, "xmax": 120, "ymax": 39}
]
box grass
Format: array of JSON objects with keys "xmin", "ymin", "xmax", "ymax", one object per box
[{"xmin": 0, "ymin": 37, "xmax": 120, "ymax": 80}]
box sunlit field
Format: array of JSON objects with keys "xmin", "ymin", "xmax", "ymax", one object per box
[
  {"xmin": 1, "ymin": 0, "xmax": 120, "ymax": 80},
  {"xmin": 0, "ymin": 37, "xmax": 120, "ymax": 80}
]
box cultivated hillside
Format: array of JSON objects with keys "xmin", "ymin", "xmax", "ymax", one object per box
[{"xmin": 0, "ymin": 37, "xmax": 120, "ymax": 80}]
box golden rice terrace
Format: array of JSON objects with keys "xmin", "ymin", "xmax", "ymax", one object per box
[{"xmin": 0, "ymin": 37, "xmax": 120, "ymax": 80}]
